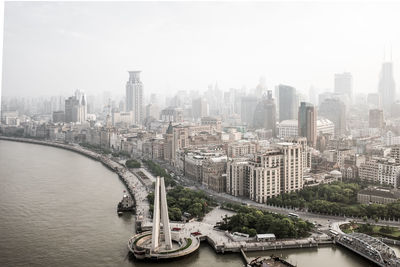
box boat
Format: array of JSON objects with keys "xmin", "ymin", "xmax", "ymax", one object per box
[{"xmin": 117, "ymin": 191, "xmax": 135, "ymax": 215}]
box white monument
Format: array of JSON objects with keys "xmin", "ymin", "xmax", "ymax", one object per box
[{"xmin": 151, "ymin": 176, "xmax": 172, "ymax": 251}]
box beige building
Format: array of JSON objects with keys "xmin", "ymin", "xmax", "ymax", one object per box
[
  {"xmin": 226, "ymin": 142, "xmax": 304, "ymax": 203},
  {"xmin": 202, "ymin": 156, "xmax": 227, "ymax": 193},
  {"xmin": 226, "ymin": 158, "xmax": 249, "ymax": 197},
  {"xmin": 227, "ymin": 140, "xmax": 258, "ymax": 158},
  {"xmin": 248, "ymin": 149, "xmax": 282, "ymax": 203},
  {"xmin": 360, "ymin": 158, "xmax": 400, "ymax": 187},
  {"xmin": 358, "ymin": 187, "xmax": 400, "ymax": 204}
]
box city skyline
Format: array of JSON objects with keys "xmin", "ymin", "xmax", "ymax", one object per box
[{"xmin": 2, "ymin": 2, "xmax": 400, "ymax": 98}]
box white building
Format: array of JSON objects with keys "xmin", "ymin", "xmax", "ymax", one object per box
[
  {"xmin": 278, "ymin": 119, "xmax": 334, "ymax": 139},
  {"xmin": 278, "ymin": 120, "xmax": 298, "ymax": 138},
  {"xmin": 316, "ymin": 118, "xmax": 335, "ymax": 135},
  {"xmin": 125, "ymin": 71, "xmax": 143, "ymax": 125}
]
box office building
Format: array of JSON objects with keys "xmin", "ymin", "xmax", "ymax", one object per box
[
  {"xmin": 334, "ymin": 72, "xmax": 353, "ymax": 101},
  {"xmin": 298, "ymin": 102, "xmax": 317, "ymax": 147},
  {"xmin": 240, "ymin": 96, "xmax": 258, "ymax": 126},
  {"xmin": 125, "ymin": 71, "xmax": 143, "ymax": 125},
  {"xmin": 276, "ymin": 84, "xmax": 297, "ymax": 122},
  {"xmin": 64, "ymin": 90, "xmax": 87, "ymax": 123},
  {"xmin": 253, "ymin": 90, "xmax": 277, "ymax": 136},
  {"xmin": 369, "ymin": 109, "xmax": 384, "ymax": 128},
  {"xmin": 319, "ymin": 98, "xmax": 346, "ymax": 136},
  {"xmin": 379, "ymin": 62, "xmax": 396, "ymax": 112}
]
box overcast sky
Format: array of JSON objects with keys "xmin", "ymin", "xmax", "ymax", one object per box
[{"xmin": 2, "ymin": 1, "xmax": 400, "ymax": 98}]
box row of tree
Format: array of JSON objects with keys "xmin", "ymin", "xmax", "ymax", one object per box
[
  {"xmin": 219, "ymin": 204, "xmax": 313, "ymax": 238},
  {"xmin": 125, "ymin": 159, "xmax": 141, "ymax": 168},
  {"xmin": 267, "ymin": 182, "xmax": 361, "ymax": 209},
  {"xmin": 267, "ymin": 182, "xmax": 400, "ymax": 220},
  {"xmin": 147, "ymin": 185, "xmax": 216, "ymax": 221},
  {"xmin": 142, "ymin": 159, "xmax": 176, "ymax": 187},
  {"xmin": 79, "ymin": 142, "xmax": 111, "ymax": 154}
]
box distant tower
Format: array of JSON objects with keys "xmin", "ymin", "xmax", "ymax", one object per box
[
  {"xmin": 378, "ymin": 62, "xmax": 396, "ymax": 113},
  {"xmin": 240, "ymin": 96, "xmax": 258, "ymax": 126},
  {"xmin": 298, "ymin": 102, "xmax": 317, "ymax": 147},
  {"xmin": 319, "ymin": 98, "xmax": 346, "ymax": 136},
  {"xmin": 126, "ymin": 71, "xmax": 144, "ymax": 125},
  {"xmin": 253, "ymin": 90, "xmax": 277, "ymax": 136},
  {"xmin": 151, "ymin": 176, "xmax": 172, "ymax": 251},
  {"xmin": 334, "ymin": 72, "xmax": 353, "ymax": 103},
  {"xmin": 276, "ymin": 84, "xmax": 297, "ymax": 122},
  {"xmin": 369, "ymin": 109, "xmax": 384, "ymax": 128}
]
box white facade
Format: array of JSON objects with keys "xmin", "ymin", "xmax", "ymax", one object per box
[
  {"xmin": 226, "ymin": 159, "xmax": 248, "ymax": 197},
  {"xmin": 316, "ymin": 118, "xmax": 335, "ymax": 135},
  {"xmin": 126, "ymin": 71, "xmax": 143, "ymax": 125},
  {"xmin": 278, "ymin": 120, "xmax": 298, "ymax": 138},
  {"xmin": 278, "ymin": 119, "xmax": 334, "ymax": 139}
]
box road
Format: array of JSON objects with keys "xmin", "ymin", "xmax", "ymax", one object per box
[{"xmin": 140, "ymin": 156, "xmax": 400, "ymax": 230}]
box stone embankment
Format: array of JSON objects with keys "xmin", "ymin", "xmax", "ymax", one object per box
[
  {"xmin": 0, "ymin": 136, "xmax": 151, "ymax": 224},
  {"xmin": 1, "ymin": 136, "xmax": 333, "ymax": 256}
]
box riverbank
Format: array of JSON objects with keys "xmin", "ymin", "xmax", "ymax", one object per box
[
  {"xmin": 0, "ymin": 136, "xmax": 151, "ymax": 223},
  {"xmin": 1, "ymin": 136, "xmax": 334, "ymax": 251},
  {"xmin": 1, "ymin": 138, "xmax": 373, "ymax": 267}
]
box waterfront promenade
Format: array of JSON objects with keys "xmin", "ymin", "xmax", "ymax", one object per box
[
  {"xmin": 1, "ymin": 136, "xmax": 335, "ymax": 255},
  {"xmin": 0, "ymin": 136, "xmax": 152, "ymax": 226}
]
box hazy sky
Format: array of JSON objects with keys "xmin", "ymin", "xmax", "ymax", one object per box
[{"xmin": 2, "ymin": 1, "xmax": 400, "ymax": 98}]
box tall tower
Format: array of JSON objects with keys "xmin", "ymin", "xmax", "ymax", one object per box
[
  {"xmin": 334, "ymin": 72, "xmax": 353, "ymax": 102},
  {"xmin": 252, "ymin": 90, "xmax": 277, "ymax": 136},
  {"xmin": 298, "ymin": 102, "xmax": 317, "ymax": 147},
  {"xmin": 151, "ymin": 176, "xmax": 172, "ymax": 251},
  {"xmin": 378, "ymin": 62, "xmax": 396, "ymax": 112},
  {"xmin": 319, "ymin": 98, "xmax": 346, "ymax": 136},
  {"xmin": 277, "ymin": 84, "xmax": 297, "ymax": 122},
  {"xmin": 126, "ymin": 71, "xmax": 143, "ymax": 125}
]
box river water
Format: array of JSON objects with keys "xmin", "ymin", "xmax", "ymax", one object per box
[{"xmin": 0, "ymin": 140, "xmax": 393, "ymax": 266}]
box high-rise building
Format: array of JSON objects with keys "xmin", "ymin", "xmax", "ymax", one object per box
[
  {"xmin": 226, "ymin": 142, "xmax": 304, "ymax": 203},
  {"xmin": 334, "ymin": 72, "xmax": 353, "ymax": 102},
  {"xmin": 240, "ymin": 96, "xmax": 258, "ymax": 126},
  {"xmin": 298, "ymin": 102, "xmax": 317, "ymax": 147},
  {"xmin": 276, "ymin": 84, "xmax": 297, "ymax": 122},
  {"xmin": 125, "ymin": 71, "xmax": 143, "ymax": 125},
  {"xmin": 319, "ymin": 98, "xmax": 346, "ymax": 136},
  {"xmin": 64, "ymin": 90, "xmax": 87, "ymax": 123},
  {"xmin": 367, "ymin": 93, "xmax": 381, "ymax": 108},
  {"xmin": 369, "ymin": 109, "xmax": 384, "ymax": 128},
  {"xmin": 52, "ymin": 110, "xmax": 65, "ymax": 123},
  {"xmin": 252, "ymin": 90, "xmax": 276, "ymax": 136},
  {"xmin": 391, "ymin": 101, "xmax": 400, "ymax": 118},
  {"xmin": 192, "ymin": 97, "xmax": 209, "ymax": 120},
  {"xmin": 378, "ymin": 62, "xmax": 396, "ymax": 112}
]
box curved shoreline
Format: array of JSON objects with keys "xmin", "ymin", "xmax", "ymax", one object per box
[{"xmin": 0, "ymin": 136, "xmax": 141, "ymax": 204}]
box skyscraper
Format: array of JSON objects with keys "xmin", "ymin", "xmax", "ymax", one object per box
[
  {"xmin": 298, "ymin": 102, "xmax": 317, "ymax": 147},
  {"xmin": 253, "ymin": 90, "xmax": 276, "ymax": 136},
  {"xmin": 334, "ymin": 72, "xmax": 353, "ymax": 102},
  {"xmin": 319, "ymin": 98, "xmax": 346, "ymax": 136},
  {"xmin": 240, "ymin": 96, "xmax": 258, "ymax": 126},
  {"xmin": 378, "ymin": 62, "xmax": 396, "ymax": 112},
  {"xmin": 125, "ymin": 71, "xmax": 143, "ymax": 125},
  {"xmin": 192, "ymin": 97, "xmax": 209, "ymax": 120},
  {"xmin": 64, "ymin": 90, "xmax": 87, "ymax": 123},
  {"xmin": 276, "ymin": 84, "xmax": 297, "ymax": 122},
  {"xmin": 369, "ymin": 109, "xmax": 384, "ymax": 128}
]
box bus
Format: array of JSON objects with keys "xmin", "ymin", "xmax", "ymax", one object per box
[
  {"xmin": 329, "ymin": 229, "xmax": 339, "ymax": 236},
  {"xmin": 288, "ymin": 213, "xmax": 299, "ymax": 218}
]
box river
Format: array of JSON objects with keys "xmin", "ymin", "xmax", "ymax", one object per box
[{"xmin": 0, "ymin": 139, "xmax": 394, "ymax": 266}]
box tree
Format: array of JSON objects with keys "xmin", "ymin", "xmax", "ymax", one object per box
[{"xmin": 169, "ymin": 207, "xmax": 182, "ymax": 221}]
